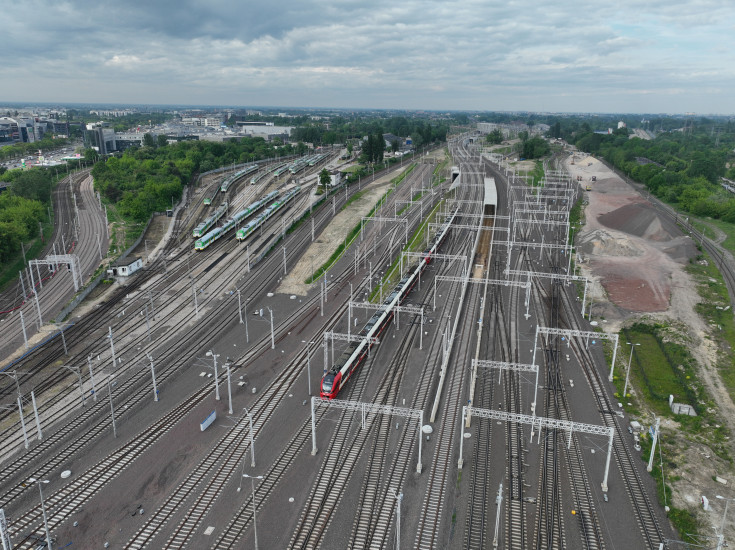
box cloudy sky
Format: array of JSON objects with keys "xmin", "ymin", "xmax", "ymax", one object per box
[{"xmin": 3, "ymin": 0, "xmax": 734, "ymax": 113}]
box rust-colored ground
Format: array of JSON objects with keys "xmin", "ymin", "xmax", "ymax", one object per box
[{"xmin": 567, "ymin": 154, "xmax": 697, "ymax": 317}]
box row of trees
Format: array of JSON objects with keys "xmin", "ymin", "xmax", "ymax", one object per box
[
  {"xmin": 0, "ymin": 169, "xmax": 53, "ymax": 263},
  {"xmin": 572, "ymin": 124, "xmax": 735, "ymax": 222},
  {"xmin": 290, "ymin": 115, "xmax": 450, "ymax": 149},
  {"xmin": 361, "ymin": 134, "xmax": 385, "ymax": 164},
  {"xmin": 91, "ymin": 136, "xmax": 298, "ymax": 221}
]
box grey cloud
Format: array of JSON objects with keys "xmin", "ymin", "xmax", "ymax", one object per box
[{"xmin": 1, "ymin": 0, "xmax": 734, "ymax": 112}]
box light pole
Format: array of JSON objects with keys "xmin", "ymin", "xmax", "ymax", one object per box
[
  {"xmin": 267, "ymin": 307, "xmax": 274, "ymax": 350},
  {"xmin": 224, "ymin": 358, "xmax": 233, "ymax": 414},
  {"xmin": 241, "ymin": 473, "xmax": 264, "ymax": 550},
  {"xmin": 622, "ymin": 342, "xmax": 640, "ymax": 399},
  {"xmin": 206, "ymin": 350, "xmax": 220, "ymax": 400},
  {"xmin": 240, "ymin": 405, "xmax": 256, "ymax": 467},
  {"xmin": 302, "ymin": 340, "xmax": 315, "ymax": 395},
  {"xmin": 391, "ymin": 489, "xmax": 403, "ymax": 550},
  {"xmin": 717, "ymin": 495, "xmax": 735, "ymax": 539},
  {"xmin": 28, "ymin": 478, "xmax": 52, "ymax": 550}
]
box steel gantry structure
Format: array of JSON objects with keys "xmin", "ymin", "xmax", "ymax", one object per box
[
  {"xmin": 322, "ymin": 331, "xmax": 379, "ymax": 372},
  {"xmin": 310, "ymin": 397, "xmax": 425, "ymax": 473},
  {"xmin": 531, "ymin": 326, "xmax": 620, "ymax": 381},
  {"xmin": 459, "ymin": 405, "xmax": 615, "ymax": 491},
  {"xmin": 349, "ymin": 301, "xmax": 426, "ymax": 349},
  {"xmin": 29, "ymin": 254, "xmax": 82, "ymax": 292}
]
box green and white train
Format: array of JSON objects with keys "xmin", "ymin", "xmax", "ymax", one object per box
[
  {"xmin": 194, "ymin": 190, "xmax": 280, "ymax": 251},
  {"xmin": 236, "ymin": 186, "xmax": 301, "ymax": 241},
  {"xmin": 193, "ymin": 201, "xmax": 228, "ymax": 238},
  {"xmin": 221, "ymin": 164, "xmax": 258, "ymax": 193}
]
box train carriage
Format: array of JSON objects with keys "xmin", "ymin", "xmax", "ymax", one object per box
[{"xmin": 320, "ymin": 209, "xmax": 457, "ymax": 399}]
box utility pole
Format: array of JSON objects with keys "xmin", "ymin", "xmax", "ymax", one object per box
[
  {"xmin": 647, "ymin": 416, "xmax": 660, "ymax": 472},
  {"xmin": 146, "ymin": 353, "xmax": 158, "ymax": 402},
  {"xmin": 19, "ymin": 270, "xmax": 26, "ymax": 300},
  {"xmin": 493, "ymin": 483, "xmax": 503, "ymax": 547},
  {"xmin": 224, "ymin": 359, "xmax": 233, "ymax": 414},
  {"xmin": 207, "ymin": 351, "xmax": 220, "ymax": 400},
  {"xmin": 19, "ymin": 310, "xmax": 28, "ymax": 349},
  {"xmin": 143, "ymin": 305, "xmax": 151, "ymax": 342},
  {"xmin": 87, "ymin": 355, "xmax": 97, "ymax": 402},
  {"xmin": 30, "ymin": 390, "xmax": 42, "ymax": 440},
  {"xmin": 107, "ymin": 373, "xmax": 117, "ymax": 438},
  {"xmin": 191, "ymin": 276, "xmax": 199, "ymax": 319},
  {"xmin": 268, "ymin": 308, "xmax": 275, "ymax": 349},
  {"xmin": 35, "ymin": 293, "xmax": 43, "ymax": 329},
  {"xmin": 392, "ymin": 489, "xmax": 403, "ymax": 550},
  {"xmin": 108, "ymin": 326, "xmax": 117, "ymax": 375},
  {"xmin": 623, "ymin": 342, "xmax": 640, "ymax": 399}
]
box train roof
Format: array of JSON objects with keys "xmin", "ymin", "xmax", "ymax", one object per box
[{"xmin": 484, "ymin": 177, "xmax": 497, "ymax": 207}]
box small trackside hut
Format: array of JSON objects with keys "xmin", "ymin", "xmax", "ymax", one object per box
[{"xmin": 107, "ymin": 256, "xmax": 143, "ymax": 277}]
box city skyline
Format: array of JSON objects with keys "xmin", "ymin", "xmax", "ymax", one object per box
[{"xmin": 3, "ymin": 0, "xmax": 734, "ymax": 114}]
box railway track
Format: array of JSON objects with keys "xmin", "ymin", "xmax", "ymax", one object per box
[
  {"xmin": 123, "ymin": 164, "xmax": 439, "ymax": 548},
  {"xmin": 3, "ymin": 172, "xmax": 381, "ymax": 538},
  {"xmin": 413, "ymin": 144, "xmax": 483, "ymax": 549}
]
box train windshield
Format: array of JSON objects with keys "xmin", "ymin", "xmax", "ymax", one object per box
[{"xmin": 322, "ymin": 374, "xmax": 335, "ymax": 393}]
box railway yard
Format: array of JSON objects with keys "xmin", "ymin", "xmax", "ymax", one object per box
[{"xmin": 1, "ymin": 136, "xmax": 682, "ymax": 549}]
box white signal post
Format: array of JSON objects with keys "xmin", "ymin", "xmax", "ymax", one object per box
[
  {"xmin": 206, "ymin": 351, "xmax": 221, "ymax": 401},
  {"xmin": 623, "ymin": 342, "xmax": 640, "ymax": 399},
  {"xmin": 647, "ymin": 416, "xmax": 660, "ymax": 472},
  {"xmin": 27, "ymin": 478, "xmax": 52, "ymax": 550},
  {"xmin": 240, "ymin": 474, "xmax": 264, "ymax": 550}
]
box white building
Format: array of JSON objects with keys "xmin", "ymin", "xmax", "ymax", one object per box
[{"xmin": 107, "ymin": 257, "xmax": 143, "ymax": 277}]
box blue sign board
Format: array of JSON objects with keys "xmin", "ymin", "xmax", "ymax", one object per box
[{"xmin": 200, "ymin": 409, "xmax": 216, "ymax": 431}]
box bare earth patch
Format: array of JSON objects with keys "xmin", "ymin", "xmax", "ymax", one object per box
[
  {"xmin": 278, "ymin": 169, "xmax": 418, "ymax": 296},
  {"xmin": 566, "ymin": 153, "xmax": 735, "ymax": 534}
]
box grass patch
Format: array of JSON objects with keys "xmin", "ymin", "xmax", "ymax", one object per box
[
  {"xmin": 638, "ymin": 435, "xmax": 701, "ymax": 539},
  {"xmin": 303, "ymin": 163, "xmax": 421, "ymax": 284},
  {"xmin": 686, "ymin": 252, "xmax": 735, "ymax": 402},
  {"xmin": 530, "ymin": 160, "xmax": 545, "ymax": 187},
  {"xmin": 343, "ymin": 191, "xmax": 364, "ymax": 209},
  {"xmin": 305, "ymin": 189, "xmax": 392, "ymax": 284},
  {"xmin": 615, "ymin": 328, "xmax": 694, "ymax": 415}
]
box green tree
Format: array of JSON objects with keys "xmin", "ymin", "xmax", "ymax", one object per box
[
  {"xmin": 391, "ymin": 139, "xmax": 399, "ymax": 153},
  {"xmin": 486, "ymin": 129, "xmax": 503, "ymax": 145},
  {"xmin": 84, "ymin": 148, "xmax": 99, "ymax": 164},
  {"xmin": 157, "ymin": 134, "xmax": 169, "ymax": 148},
  {"xmin": 318, "ymin": 168, "xmax": 330, "ymax": 194},
  {"xmin": 143, "ymin": 133, "xmax": 155, "ymax": 148},
  {"xmin": 372, "ymin": 133, "xmax": 384, "ymax": 163},
  {"xmin": 10, "ymin": 170, "xmax": 52, "ymax": 203}
]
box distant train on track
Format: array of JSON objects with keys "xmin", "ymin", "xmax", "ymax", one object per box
[
  {"xmin": 236, "ymin": 186, "xmax": 301, "ymax": 241},
  {"xmin": 193, "ymin": 201, "xmax": 228, "ymax": 238},
  {"xmin": 221, "ymin": 164, "xmax": 258, "ymax": 193},
  {"xmin": 320, "ymin": 208, "xmax": 458, "ymax": 399},
  {"xmin": 194, "ymin": 190, "xmax": 279, "ymax": 250}
]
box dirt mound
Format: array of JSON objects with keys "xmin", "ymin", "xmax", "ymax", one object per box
[
  {"xmin": 578, "ymin": 229, "xmax": 644, "ymax": 258},
  {"xmin": 598, "ymin": 202, "xmax": 673, "ymax": 241}
]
